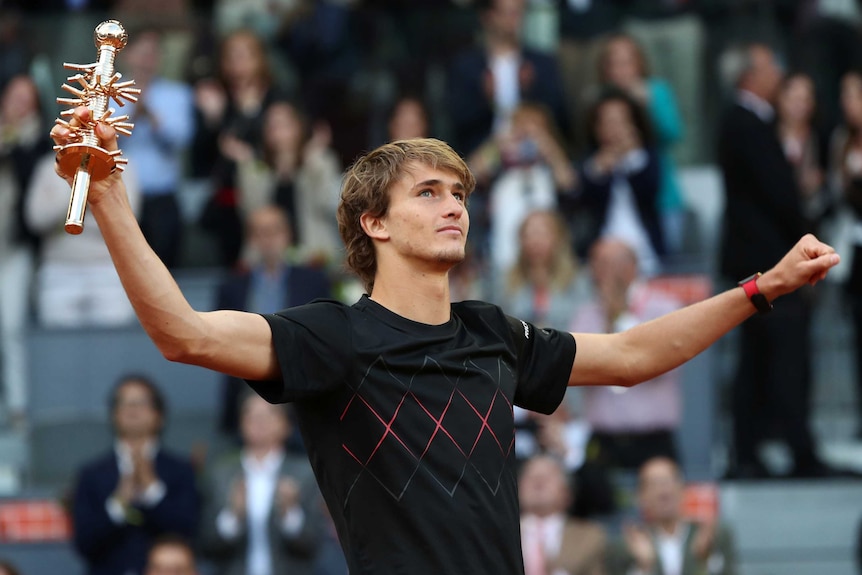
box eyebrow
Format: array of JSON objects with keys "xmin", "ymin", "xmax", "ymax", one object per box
[{"xmin": 412, "ymin": 179, "xmax": 466, "ymax": 191}]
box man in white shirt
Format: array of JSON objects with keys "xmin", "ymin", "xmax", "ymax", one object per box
[{"xmin": 200, "ymin": 392, "xmax": 324, "ymax": 575}]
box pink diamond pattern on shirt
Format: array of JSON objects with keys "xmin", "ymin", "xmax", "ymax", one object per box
[{"xmin": 340, "ymin": 355, "xmax": 515, "ymax": 504}]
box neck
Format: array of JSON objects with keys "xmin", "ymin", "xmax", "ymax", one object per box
[
  {"xmin": 527, "ymin": 264, "xmax": 551, "ymax": 288},
  {"xmin": 260, "ymin": 259, "xmax": 284, "ymax": 276},
  {"xmin": 655, "ymin": 518, "xmax": 681, "ymax": 536},
  {"xmin": 247, "ymin": 444, "xmax": 280, "ymax": 461},
  {"xmin": 487, "ymin": 34, "xmax": 518, "ymax": 58},
  {"xmin": 781, "ymin": 121, "xmax": 807, "ymax": 137},
  {"xmin": 370, "ymin": 264, "xmax": 452, "ymax": 325},
  {"xmin": 119, "ymin": 436, "xmax": 152, "ymax": 452}
]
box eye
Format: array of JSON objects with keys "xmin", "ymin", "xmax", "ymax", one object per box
[
  {"xmin": 419, "ymin": 189, "xmax": 433, "ymax": 197},
  {"xmin": 453, "ymin": 191, "xmax": 465, "ymax": 202}
]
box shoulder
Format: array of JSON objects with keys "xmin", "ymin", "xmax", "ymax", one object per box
[
  {"xmin": 648, "ymin": 78, "xmax": 674, "ymax": 97},
  {"xmin": 156, "ymin": 449, "xmax": 196, "ymax": 472},
  {"xmin": 78, "ymin": 451, "xmax": 116, "ymax": 476},
  {"xmin": 564, "ymin": 518, "xmax": 607, "ymax": 544},
  {"xmin": 273, "ymin": 298, "xmax": 349, "ymax": 322}
]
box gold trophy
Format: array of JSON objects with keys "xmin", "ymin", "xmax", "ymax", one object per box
[{"xmin": 54, "ymin": 20, "xmax": 140, "ymax": 234}]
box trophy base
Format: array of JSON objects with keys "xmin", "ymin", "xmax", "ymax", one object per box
[{"xmin": 55, "ymin": 144, "xmax": 116, "ymax": 181}]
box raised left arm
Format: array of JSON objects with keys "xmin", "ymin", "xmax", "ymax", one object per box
[{"xmin": 568, "ymin": 234, "xmax": 839, "ymax": 387}]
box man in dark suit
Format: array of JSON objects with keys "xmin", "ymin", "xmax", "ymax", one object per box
[
  {"xmin": 717, "ymin": 43, "xmax": 824, "ymax": 478},
  {"xmin": 446, "ymin": 0, "xmax": 568, "ymax": 157},
  {"xmin": 217, "ymin": 205, "xmax": 332, "ymax": 436},
  {"xmin": 72, "ymin": 374, "xmax": 200, "ymax": 575},
  {"xmin": 199, "ymin": 392, "xmax": 325, "ymax": 575}
]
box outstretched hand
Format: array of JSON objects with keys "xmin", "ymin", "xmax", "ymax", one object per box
[
  {"xmin": 49, "ymin": 106, "xmax": 124, "ymax": 204},
  {"xmin": 760, "ymin": 234, "xmax": 840, "ymax": 301}
]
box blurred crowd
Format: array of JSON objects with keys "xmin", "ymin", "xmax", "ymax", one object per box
[{"xmin": 3, "ymin": 0, "xmax": 862, "ymax": 573}]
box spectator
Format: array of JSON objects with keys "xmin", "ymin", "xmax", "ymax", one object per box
[
  {"xmin": 0, "ymin": 560, "xmax": 20, "ymax": 575},
  {"xmin": 386, "ymin": 95, "xmax": 431, "ymax": 142},
  {"xmin": 718, "ymin": 43, "xmax": 827, "ymax": 479},
  {"xmin": 469, "ymin": 102, "xmax": 577, "ymax": 272},
  {"xmin": 144, "ymin": 534, "xmax": 199, "ymax": 575},
  {"xmin": 0, "ymin": 74, "xmax": 50, "ymax": 428},
  {"xmin": 447, "ymin": 0, "xmax": 567, "ymax": 156},
  {"xmin": 191, "ymin": 29, "xmax": 283, "ymax": 267},
  {"xmin": 200, "ymin": 392, "xmax": 324, "ymax": 575},
  {"xmin": 596, "ymin": 34, "xmax": 686, "ymax": 256},
  {"xmin": 121, "ymin": 26, "xmax": 196, "ymax": 269},
  {"xmin": 830, "ymin": 69, "xmax": 862, "ymax": 438},
  {"xmin": 231, "ymin": 100, "xmax": 342, "ymax": 261},
  {"xmin": 570, "ymin": 238, "xmax": 683, "ymax": 470},
  {"xmin": 25, "ymin": 151, "xmax": 141, "ymax": 327},
  {"xmin": 576, "ymin": 88, "xmax": 664, "ymax": 276},
  {"xmin": 72, "ymin": 374, "xmax": 200, "ymax": 575},
  {"xmin": 500, "ymin": 209, "xmax": 587, "ymax": 329},
  {"xmin": 777, "ymin": 72, "xmax": 829, "ymax": 226},
  {"xmin": 606, "ymin": 457, "xmax": 736, "ymax": 575},
  {"xmin": 216, "ymin": 205, "xmax": 332, "ymax": 436},
  {"xmin": 519, "ymin": 454, "xmax": 607, "ymax": 575}
]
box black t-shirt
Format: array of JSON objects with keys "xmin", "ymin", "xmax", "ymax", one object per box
[{"xmin": 248, "ymin": 296, "xmax": 576, "ymax": 575}]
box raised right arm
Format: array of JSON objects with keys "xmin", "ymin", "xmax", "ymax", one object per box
[{"xmin": 51, "ymin": 107, "xmax": 280, "ymax": 382}]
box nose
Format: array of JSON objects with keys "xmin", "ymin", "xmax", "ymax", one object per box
[{"xmin": 444, "ymin": 190, "xmax": 464, "ymax": 219}]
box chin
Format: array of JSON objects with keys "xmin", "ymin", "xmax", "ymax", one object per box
[{"xmin": 435, "ymin": 249, "xmax": 466, "ymax": 265}]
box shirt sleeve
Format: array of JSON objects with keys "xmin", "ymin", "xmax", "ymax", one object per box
[
  {"xmin": 506, "ymin": 315, "xmax": 576, "ymax": 414},
  {"xmin": 245, "ymin": 300, "xmax": 353, "ymax": 403}
]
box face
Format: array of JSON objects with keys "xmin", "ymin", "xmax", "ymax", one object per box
[
  {"xmin": 519, "ymin": 212, "xmax": 557, "ymax": 266},
  {"xmin": 604, "ymin": 38, "xmax": 642, "ymax": 87},
  {"xmin": 264, "ymin": 103, "xmax": 304, "ymax": 153},
  {"xmin": 518, "ymin": 457, "xmax": 570, "ymax": 516},
  {"xmin": 594, "ymin": 99, "xmax": 638, "ymax": 149},
  {"xmin": 388, "ymin": 99, "xmax": 429, "ymax": 141},
  {"xmin": 240, "ymin": 395, "xmax": 290, "ymax": 450},
  {"xmin": 778, "ymin": 75, "xmax": 815, "ymax": 124},
  {"xmin": 638, "ymin": 459, "xmax": 684, "ymax": 524},
  {"xmin": 145, "ymin": 544, "xmax": 197, "ymax": 575},
  {"xmin": 124, "ymin": 31, "xmax": 161, "ymax": 81},
  {"xmin": 112, "ymin": 381, "xmax": 162, "ymax": 440},
  {"xmin": 841, "ymin": 72, "xmax": 862, "ymax": 128},
  {"xmin": 247, "ymin": 207, "xmax": 291, "ymax": 265},
  {"xmin": 747, "ymin": 45, "xmax": 783, "ymax": 101},
  {"xmin": 370, "ymin": 162, "xmax": 469, "ymax": 272},
  {"xmin": 485, "ymin": 0, "xmax": 525, "ymax": 42},
  {"xmin": 589, "ymin": 239, "xmax": 637, "ymax": 292},
  {"xmin": 221, "ymin": 33, "xmax": 264, "ymax": 83},
  {"xmin": 1, "ymin": 75, "xmax": 39, "ymax": 124}
]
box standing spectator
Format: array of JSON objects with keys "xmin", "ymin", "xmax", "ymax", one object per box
[
  {"xmin": 570, "ymin": 238, "xmax": 683, "ymax": 470},
  {"xmin": 519, "ymin": 454, "xmax": 607, "ymax": 575},
  {"xmin": 596, "ymin": 34, "xmax": 686, "ymax": 255},
  {"xmin": 121, "ymin": 27, "xmax": 195, "ymax": 269},
  {"xmin": 72, "ymin": 374, "xmax": 200, "ymax": 575},
  {"xmin": 386, "ymin": 96, "xmax": 431, "ymax": 143},
  {"xmin": 0, "ymin": 74, "xmax": 50, "ymax": 428},
  {"xmin": 216, "ymin": 205, "xmax": 332, "ymax": 437},
  {"xmin": 576, "ymin": 88, "xmax": 664, "ymax": 276},
  {"xmin": 469, "ymin": 102, "xmax": 577, "ymax": 272},
  {"xmin": 25, "ymin": 152, "xmax": 141, "ymax": 327},
  {"xmin": 200, "ymin": 392, "xmax": 324, "ymax": 575},
  {"xmin": 191, "ymin": 29, "xmax": 282, "ymax": 267},
  {"xmin": 145, "ymin": 534, "xmax": 199, "ymax": 575},
  {"xmin": 830, "ymin": 69, "xmax": 862, "ymax": 438},
  {"xmin": 230, "ymin": 100, "xmax": 342, "ymax": 261},
  {"xmin": 446, "ymin": 0, "xmax": 567, "ymax": 157},
  {"xmin": 777, "ymin": 72, "xmax": 829, "ymax": 226},
  {"xmin": 718, "ymin": 43, "xmax": 826, "ymax": 479},
  {"xmin": 606, "ymin": 457, "xmax": 736, "ymax": 575}
]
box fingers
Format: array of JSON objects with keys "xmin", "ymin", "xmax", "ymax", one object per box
[{"xmin": 50, "ymin": 106, "xmax": 119, "ymax": 152}]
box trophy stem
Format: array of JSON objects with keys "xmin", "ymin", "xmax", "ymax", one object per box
[{"xmin": 65, "ymin": 154, "xmax": 92, "ymax": 235}]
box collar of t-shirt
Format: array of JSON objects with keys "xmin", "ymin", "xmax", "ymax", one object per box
[
  {"xmin": 521, "ymin": 512, "xmax": 567, "ymax": 560},
  {"xmin": 242, "ymin": 449, "xmax": 286, "ymax": 575},
  {"xmin": 358, "ymin": 295, "xmax": 457, "ymax": 333},
  {"xmin": 654, "ymin": 522, "xmax": 691, "ymax": 575}
]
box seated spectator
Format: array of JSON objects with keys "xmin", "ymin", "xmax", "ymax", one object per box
[
  {"xmin": 576, "ymin": 88, "xmax": 664, "ymax": 276},
  {"xmin": 499, "ymin": 209, "xmax": 588, "ymax": 328},
  {"xmin": 469, "ymin": 103, "xmax": 577, "ymax": 272},
  {"xmin": 231, "ymin": 100, "xmax": 343, "ymax": 262},
  {"xmin": 607, "ymin": 457, "xmax": 736, "ymax": 575},
  {"xmin": 217, "ymin": 205, "xmax": 332, "ymax": 436},
  {"xmin": 519, "ymin": 454, "xmax": 607, "ymax": 575},
  {"xmin": 200, "ymin": 392, "xmax": 324, "ymax": 575},
  {"xmin": 595, "ymin": 34, "xmax": 686, "ymax": 254},
  {"xmin": 145, "ymin": 534, "xmax": 199, "ymax": 575},
  {"xmin": 25, "ymin": 153, "xmax": 141, "ymax": 328},
  {"xmin": 570, "ymin": 238, "xmax": 683, "ymax": 471},
  {"xmin": 72, "ymin": 374, "xmax": 200, "ymax": 575},
  {"xmin": 446, "ymin": 0, "xmax": 567, "ymax": 156}
]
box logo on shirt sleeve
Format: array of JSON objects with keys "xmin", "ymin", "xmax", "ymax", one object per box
[{"xmin": 520, "ymin": 320, "xmax": 530, "ymax": 340}]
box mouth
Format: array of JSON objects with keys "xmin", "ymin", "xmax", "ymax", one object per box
[{"xmin": 437, "ymin": 226, "xmax": 463, "ymax": 236}]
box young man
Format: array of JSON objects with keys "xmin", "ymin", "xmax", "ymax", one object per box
[{"xmin": 52, "ymin": 108, "xmax": 839, "ymax": 575}]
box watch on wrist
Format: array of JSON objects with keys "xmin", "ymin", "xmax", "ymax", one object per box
[{"xmin": 738, "ymin": 272, "xmax": 773, "ymax": 314}]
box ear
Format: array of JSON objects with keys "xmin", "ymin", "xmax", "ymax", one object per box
[{"xmin": 360, "ymin": 212, "xmax": 390, "ymax": 241}]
